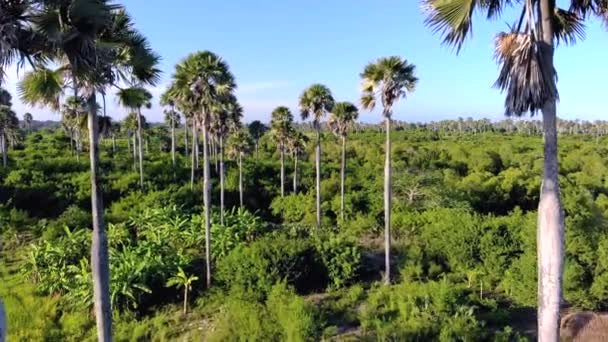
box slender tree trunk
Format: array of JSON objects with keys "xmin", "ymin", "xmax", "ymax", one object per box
[
  {"xmin": 1, "ymin": 134, "xmax": 7, "ymax": 168},
  {"xmin": 293, "ymin": 151, "xmax": 298, "ymax": 194},
  {"xmin": 195, "ymin": 131, "xmax": 200, "ymax": 169},
  {"xmin": 255, "ymin": 139, "xmax": 259, "ymax": 159},
  {"xmin": 87, "ymin": 93, "xmax": 112, "ymax": 342},
  {"xmin": 75, "ymin": 120, "xmax": 81, "ymax": 162},
  {"xmin": 127, "ymin": 131, "xmax": 131, "ymax": 155},
  {"xmin": 280, "ymin": 143, "xmax": 285, "ymax": 197},
  {"xmin": 137, "ymin": 109, "xmax": 144, "ymax": 189},
  {"xmin": 191, "ymin": 122, "xmax": 197, "ymax": 190},
  {"xmin": 171, "ymin": 117, "xmax": 176, "ymax": 167},
  {"xmin": 132, "ymin": 133, "xmax": 137, "ymax": 170},
  {"xmin": 183, "ymin": 288, "xmax": 188, "ymax": 315},
  {"xmin": 214, "ymin": 139, "xmax": 219, "ymax": 174},
  {"xmin": 315, "ymin": 126, "xmax": 321, "ymax": 229},
  {"xmin": 111, "ymin": 135, "xmax": 116, "ymax": 154},
  {"xmin": 537, "ymin": 1, "xmax": 563, "ymax": 339},
  {"xmin": 202, "ymin": 123, "xmax": 212, "ymax": 288},
  {"xmin": 340, "ymin": 135, "xmax": 346, "ymax": 221},
  {"xmin": 70, "ymin": 131, "xmax": 74, "ymax": 154},
  {"xmin": 384, "ymin": 117, "xmax": 392, "ymax": 284},
  {"xmin": 239, "ymin": 152, "xmax": 243, "ymax": 207},
  {"xmin": 184, "ymin": 121, "xmax": 189, "ymax": 160},
  {"xmin": 220, "ymin": 134, "xmax": 225, "ymax": 226}
]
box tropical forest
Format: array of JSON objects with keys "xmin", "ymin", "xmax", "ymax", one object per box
[{"xmin": 1, "ymin": 0, "xmax": 608, "ymax": 341}]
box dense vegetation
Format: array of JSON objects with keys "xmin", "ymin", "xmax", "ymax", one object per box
[{"xmin": 2, "ymin": 122, "xmax": 608, "ymax": 340}]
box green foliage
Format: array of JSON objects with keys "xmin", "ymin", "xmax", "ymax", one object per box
[
  {"xmin": 216, "ymin": 233, "xmax": 324, "ymax": 298},
  {"xmin": 312, "ymin": 232, "xmax": 361, "ymax": 289},
  {"xmin": 208, "ymin": 207, "xmax": 268, "ymax": 258}
]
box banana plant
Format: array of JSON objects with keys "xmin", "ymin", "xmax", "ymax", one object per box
[{"xmin": 166, "ymin": 267, "xmax": 199, "ymax": 315}]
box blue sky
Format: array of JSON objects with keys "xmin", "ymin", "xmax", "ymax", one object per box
[{"xmin": 5, "ymin": 0, "xmax": 608, "ymax": 123}]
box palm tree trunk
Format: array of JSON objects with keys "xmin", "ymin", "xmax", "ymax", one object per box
[
  {"xmin": 86, "ymin": 93, "xmax": 112, "ymax": 342},
  {"xmin": 111, "ymin": 135, "xmax": 116, "ymax": 154},
  {"xmin": 132, "ymin": 133, "xmax": 137, "ymax": 170},
  {"xmin": 255, "ymin": 139, "xmax": 259, "ymax": 159},
  {"xmin": 183, "ymin": 287, "xmax": 188, "ymax": 315},
  {"xmin": 202, "ymin": 123, "xmax": 212, "ymax": 288},
  {"xmin": 239, "ymin": 152, "xmax": 243, "ymax": 207},
  {"xmin": 293, "ymin": 151, "xmax": 298, "ymax": 194},
  {"xmin": 127, "ymin": 131, "xmax": 131, "ymax": 155},
  {"xmin": 191, "ymin": 122, "xmax": 197, "ymax": 190},
  {"xmin": 384, "ymin": 117, "xmax": 392, "ymax": 284},
  {"xmin": 537, "ymin": 1, "xmax": 563, "ymax": 340},
  {"xmin": 184, "ymin": 121, "xmax": 189, "ymax": 159},
  {"xmin": 315, "ymin": 127, "xmax": 321, "ymax": 229},
  {"xmin": 280, "ymin": 143, "xmax": 285, "ymax": 197},
  {"xmin": 70, "ymin": 131, "xmax": 74, "ymax": 154},
  {"xmin": 214, "ymin": 139, "xmax": 219, "ymax": 174},
  {"xmin": 1, "ymin": 133, "xmax": 8, "ymax": 168},
  {"xmin": 1, "ymin": 134, "xmax": 7, "ymax": 168},
  {"xmin": 195, "ymin": 131, "xmax": 200, "ymax": 169},
  {"xmin": 340, "ymin": 135, "xmax": 346, "ymax": 222},
  {"xmin": 137, "ymin": 109, "xmax": 144, "ymax": 189},
  {"xmin": 171, "ymin": 117, "xmax": 176, "ymax": 167},
  {"xmin": 220, "ymin": 134, "xmax": 225, "ymax": 226}
]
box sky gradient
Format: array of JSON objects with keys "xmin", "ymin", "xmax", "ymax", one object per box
[{"xmin": 4, "ymin": 0, "xmax": 608, "ymax": 123}]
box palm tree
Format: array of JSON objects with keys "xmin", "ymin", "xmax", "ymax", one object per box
[
  {"xmin": 23, "ymin": 112, "xmax": 33, "ymax": 133},
  {"xmin": 61, "ymin": 96, "xmax": 86, "ymax": 160},
  {"xmin": 117, "ymin": 87, "xmax": 153, "ymax": 189},
  {"xmin": 422, "ymin": 0, "xmax": 603, "ymax": 338},
  {"xmin": 210, "ymin": 94, "xmax": 242, "ymax": 225},
  {"xmin": 270, "ymin": 106, "xmax": 294, "ymax": 198},
  {"xmin": 15, "ymin": 3, "xmax": 160, "ymax": 339},
  {"xmin": 165, "ymin": 267, "xmax": 198, "ymax": 315},
  {"xmin": 247, "ymin": 120, "xmax": 268, "ymax": 158},
  {"xmin": 123, "ymin": 112, "xmax": 139, "ymax": 168},
  {"xmin": 161, "ymin": 92, "xmax": 180, "ymax": 167},
  {"xmin": 287, "ymin": 130, "xmax": 308, "ymax": 194},
  {"xmin": 299, "ymin": 84, "xmax": 334, "ymax": 228},
  {"xmin": 228, "ymin": 128, "xmax": 253, "ymax": 207},
  {"xmin": 328, "ymin": 102, "xmax": 359, "ymax": 222},
  {"xmin": 360, "ymin": 56, "xmax": 418, "ymax": 284},
  {"xmin": 169, "ymin": 51, "xmax": 236, "ymax": 288},
  {"xmin": 0, "ymin": 105, "xmax": 19, "ymax": 168}
]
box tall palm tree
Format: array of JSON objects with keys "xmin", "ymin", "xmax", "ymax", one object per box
[
  {"xmin": 228, "ymin": 128, "xmax": 253, "ymax": 207},
  {"xmin": 117, "ymin": 87, "xmax": 153, "ymax": 189},
  {"xmin": 161, "ymin": 92, "xmax": 180, "ymax": 167},
  {"xmin": 299, "ymin": 84, "xmax": 334, "ymax": 228},
  {"xmin": 123, "ymin": 112, "xmax": 140, "ymax": 167},
  {"xmin": 287, "ymin": 129, "xmax": 308, "ymax": 194},
  {"xmin": 247, "ymin": 120, "xmax": 268, "ymax": 158},
  {"xmin": 15, "ymin": 3, "xmax": 160, "ymax": 339},
  {"xmin": 61, "ymin": 96, "xmax": 86, "ymax": 160},
  {"xmin": 23, "ymin": 112, "xmax": 33, "ymax": 133},
  {"xmin": 422, "ymin": 1, "xmax": 603, "ymax": 338},
  {"xmin": 270, "ymin": 106, "xmax": 294, "ymax": 198},
  {"xmin": 210, "ymin": 94, "xmax": 242, "ymax": 225},
  {"xmin": 360, "ymin": 56, "xmax": 418, "ymax": 285},
  {"xmin": 328, "ymin": 102, "xmax": 359, "ymax": 222},
  {"xmin": 0, "ymin": 105, "xmax": 19, "ymax": 168},
  {"xmin": 169, "ymin": 51, "xmax": 236, "ymax": 288}
]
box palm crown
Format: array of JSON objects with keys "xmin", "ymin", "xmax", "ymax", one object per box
[
  {"xmin": 168, "ymin": 51, "xmax": 236, "ymax": 127},
  {"xmin": 329, "ymin": 102, "xmax": 359, "ymax": 137},
  {"xmin": 360, "ymin": 56, "xmax": 418, "ymax": 117},
  {"xmin": 422, "ymin": 0, "xmax": 605, "ymax": 116},
  {"xmin": 270, "ymin": 106, "xmax": 294, "ymax": 143},
  {"xmin": 299, "ymin": 84, "xmax": 335, "ymax": 127}
]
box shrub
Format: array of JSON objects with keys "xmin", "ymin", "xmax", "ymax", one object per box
[
  {"xmin": 216, "ymin": 233, "xmax": 325, "ymax": 298},
  {"xmin": 313, "ymin": 232, "xmax": 361, "ymax": 289}
]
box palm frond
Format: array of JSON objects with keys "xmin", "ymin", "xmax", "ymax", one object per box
[
  {"xmin": 18, "ymin": 67, "xmax": 64, "ymax": 111},
  {"xmin": 493, "ymin": 31, "xmax": 558, "ymax": 116},
  {"xmin": 553, "ymin": 8, "xmax": 586, "ymax": 45}
]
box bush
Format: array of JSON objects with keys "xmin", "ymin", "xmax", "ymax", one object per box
[
  {"xmin": 313, "ymin": 232, "xmax": 361, "ymax": 289},
  {"xmin": 216, "ymin": 233, "xmax": 325, "ymax": 298}
]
